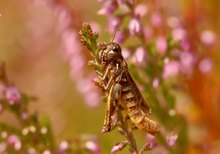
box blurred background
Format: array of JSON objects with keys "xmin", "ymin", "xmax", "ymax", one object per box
[{"xmin": 0, "ymin": 0, "xmax": 219, "ymax": 153}]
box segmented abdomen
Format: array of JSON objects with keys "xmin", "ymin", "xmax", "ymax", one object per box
[{"xmin": 122, "ymin": 85, "xmax": 160, "ymax": 135}]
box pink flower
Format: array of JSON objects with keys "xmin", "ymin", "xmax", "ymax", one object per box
[
  {"xmin": 180, "ymin": 51, "xmax": 195, "ymax": 75},
  {"xmin": 132, "ymin": 47, "xmax": 147, "ymax": 65},
  {"xmin": 145, "ymin": 141, "xmax": 158, "ymax": 150},
  {"xmin": 134, "ymin": 4, "xmax": 148, "ymax": 17},
  {"xmin": 111, "ymin": 141, "xmax": 128, "ymax": 153},
  {"xmin": 122, "ymin": 48, "xmax": 131, "ymax": 60},
  {"xmin": 5, "ymin": 87, "xmax": 21, "ymax": 105},
  {"xmin": 172, "ymin": 28, "xmax": 187, "ymax": 41},
  {"xmin": 85, "ymin": 141, "xmax": 101, "ymax": 154},
  {"xmin": 200, "ymin": 30, "xmax": 216, "ymax": 46},
  {"xmin": 163, "ymin": 60, "xmax": 180, "ymax": 78},
  {"xmin": 167, "ymin": 17, "xmax": 180, "ymax": 28},
  {"xmin": 152, "ymin": 78, "xmax": 160, "ymax": 89},
  {"xmin": 108, "ymin": 16, "xmax": 121, "ymax": 33},
  {"xmin": 98, "ymin": 1, "xmax": 117, "ymax": 16},
  {"xmin": 143, "ymin": 25, "xmax": 153, "ymax": 40},
  {"xmin": 166, "ymin": 134, "xmax": 178, "ymax": 146},
  {"xmin": 116, "ymin": 0, "xmax": 126, "ymax": 5},
  {"xmin": 199, "ymin": 59, "xmax": 213, "ymax": 74},
  {"xmin": 129, "ymin": 18, "xmax": 143, "ymax": 36},
  {"xmin": 156, "ymin": 36, "xmax": 167, "ymax": 55},
  {"xmin": 114, "ymin": 30, "xmax": 126, "ymax": 44},
  {"xmin": 151, "ymin": 13, "xmax": 163, "ymax": 27},
  {"xmin": 7, "ymin": 135, "xmax": 22, "ymax": 150}
]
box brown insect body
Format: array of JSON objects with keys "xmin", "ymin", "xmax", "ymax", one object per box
[{"xmin": 95, "ymin": 42, "xmax": 159, "ymax": 135}]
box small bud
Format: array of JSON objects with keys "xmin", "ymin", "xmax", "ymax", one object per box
[
  {"xmin": 156, "ymin": 36, "xmax": 167, "ymax": 55},
  {"xmin": 129, "ymin": 18, "xmax": 143, "ymax": 36},
  {"xmin": 5, "ymin": 87, "xmax": 21, "ymax": 105},
  {"xmin": 145, "ymin": 141, "xmax": 158, "ymax": 150},
  {"xmin": 166, "ymin": 134, "xmax": 178, "ymax": 146},
  {"xmin": 111, "ymin": 141, "xmax": 128, "ymax": 153},
  {"xmin": 98, "ymin": 1, "xmax": 117, "ymax": 16},
  {"xmin": 85, "ymin": 141, "xmax": 101, "ymax": 154},
  {"xmin": 132, "ymin": 47, "xmax": 147, "ymax": 65},
  {"xmin": 134, "ymin": 4, "xmax": 148, "ymax": 17},
  {"xmin": 200, "ymin": 30, "xmax": 216, "ymax": 46}
]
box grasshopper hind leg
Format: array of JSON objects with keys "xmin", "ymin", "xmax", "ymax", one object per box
[{"xmin": 102, "ymin": 83, "xmax": 122, "ymax": 133}]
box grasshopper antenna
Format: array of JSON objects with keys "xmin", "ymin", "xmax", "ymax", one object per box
[{"xmin": 111, "ymin": 29, "xmax": 121, "ymax": 43}]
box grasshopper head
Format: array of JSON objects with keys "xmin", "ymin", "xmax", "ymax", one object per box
[{"xmin": 100, "ymin": 42, "xmax": 122, "ymax": 65}]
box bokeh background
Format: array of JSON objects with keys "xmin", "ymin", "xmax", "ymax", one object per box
[{"xmin": 0, "ymin": 0, "xmax": 220, "ymax": 153}]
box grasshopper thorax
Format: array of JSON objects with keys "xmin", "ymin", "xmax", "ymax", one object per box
[{"xmin": 100, "ymin": 42, "xmax": 123, "ymax": 65}]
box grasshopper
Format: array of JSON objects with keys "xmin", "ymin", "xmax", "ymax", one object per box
[{"xmin": 94, "ymin": 42, "xmax": 159, "ymax": 135}]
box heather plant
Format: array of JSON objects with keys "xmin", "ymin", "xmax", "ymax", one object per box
[{"xmin": 0, "ymin": 0, "xmax": 219, "ymax": 154}]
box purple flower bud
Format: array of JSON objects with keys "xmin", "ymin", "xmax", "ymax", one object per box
[
  {"xmin": 156, "ymin": 36, "xmax": 167, "ymax": 55},
  {"xmin": 98, "ymin": 1, "xmax": 117, "ymax": 16},
  {"xmin": 59, "ymin": 140, "xmax": 69, "ymax": 152},
  {"xmin": 166, "ymin": 134, "xmax": 178, "ymax": 146},
  {"xmin": 129, "ymin": 18, "xmax": 143, "ymax": 36},
  {"xmin": 85, "ymin": 141, "xmax": 101, "ymax": 154},
  {"xmin": 152, "ymin": 78, "xmax": 160, "ymax": 89},
  {"xmin": 5, "ymin": 87, "xmax": 21, "ymax": 105},
  {"xmin": 108, "ymin": 16, "xmax": 121, "ymax": 33},
  {"xmin": 199, "ymin": 59, "xmax": 213, "ymax": 74},
  {"xmin": 111, "ymin": 141, "xmax": 128, "ymax": 153}
]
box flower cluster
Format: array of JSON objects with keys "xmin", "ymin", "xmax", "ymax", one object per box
[{"xmin": 0, "ymin": 63, "xmax": 101, "ymax": 154}]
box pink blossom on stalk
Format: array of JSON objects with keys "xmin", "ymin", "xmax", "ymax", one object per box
[
  {"xmin": 116, "ymin": 0, "xmax": 126, "ymax": 5},
  {"xmin": 200, "ymin": 30, "xmax": 216, "ymax": 46},
  {"xmin": 5, "ymin": 87, "xmax": 21, "ymax": 105},
  {"xmin": 122, "ymin": 48, "xmax": 131, "ymax": 60},
  {"xmin": 167, "ymin": 17, "xmax": 180, "ymax": 28},
  {"xmin": 134, "ymin": 4, "xmax": 148, "ymax": 17},
  {"xmin": 166, "ymin": 134, "xmax": 178, "ymax": 146},
  {"xmin": 151, "ymin": 12, "xmax": 163, "ymax": 28},
  {"xmin": 85, "ymin": 141, "xmax": 101, "ymax": 154},
  {"xmin": 110, "ymin": 141, "xmax": 128, "ymax": 153},
  {"xmin": 132, "ymin": 47, "xmax": 147, "ymax": 65},
  {"xmin": 152, "ymin": 78, "xmax": 160, "ymax": 89},
  {"xmin": 172, "ymin": 28, "xmax": 187, "ymax": 41},
  {"xmin": 156, "ymin": 36, "xmax": 167, "ymax": 55},
  {"xmin": 129, "ymin": 18, "xmax": 143, "ymax": 36},
  {"xmin": 180, "ymin": 51, "xmax": 195, "ymax": 75},
  {"xmin": 114, "ymin": 30, "xmax": 126, "ymax": 44},
  {"xmin": 98, "ymin": 1, "xmax": 117, "ymax": 16},
  {"xmin": 108, "ymin": 16, "xmax": 121, "ymax": 33},
  {"xmin": 163, "ymin": 60, "xmax": 180, "ymax": 78},
  {"xmin": 199, "ymin": 59, "xmax": 213, "ymax": 74},
  {"xmin": 7, "ymin": 135, "xmax": 22, "ymax": 150}
]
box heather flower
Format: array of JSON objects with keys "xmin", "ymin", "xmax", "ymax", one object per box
[
  {"xmin": 108, "ymin": 16, "xmax": 121, "ymax": 33},
  {"xmin": 0, "ymin": 143, "xmax": 6, "ymax": 153},
  {"xmin": 134, "ymin": 4, "xmax": 148, "ymax": 17},
  {"xmin": 58, "ymin": 140, "xmax": 69, "ymax": 152},
  {"xmin": 110, "ymin": 141, "xmax": 128, "ymax": 153},
  {"xmin": 151, "ymin": 12, "xmax": 163, "ymax": 28},
  {"xmin": 129, "ymin": 18, "xmax": 143, "ymax": 36},
  {"xmin": 97, "ymin": 1, "xmax": 117, "ymax": 16},
  {"xmin": 179, "ymin": 51, "xmax": 195, "ymax": 75},
  {"xmin": 152, "ymin": 78, "xmax": 160, "ymax": 89},
  {"xmin": 163, "ymin": 60, "xmax": 180, "ymax": 78},
  {"xmin": 132, "ymin": 47, "xmax": 147, "ymax": 65},
  {"xmin": 5, "ymin": 87, "xmax": 21, "ymax": 105},
  {"xmin": 7, "ymin": 135, "xmax": 22, "ymax": 150},
  {"xmin": 116, "ymin": 0, "xmax": 126, "ymax": 5},
  {"xmin": 199, "ymin": 59, "xmax": 213, "ymax": 74},
  {"xmin": 156, "ymin": 36, "xmax": 167, "ymax": 55},
  {"xmin": 85, "ymin": 141, "xmax": 101, "ymax": 154},
  {"xmin": 167, "ymin": 17, "xmax": 180, "ymax": 28},
  {"xmin": 172, "ymin": 28, "xmax": 187, "ymax": 41},
  {"xmin": 145, "ymin": 141, "xmax": 158, "ymax": 150},
  {"xmin": 122, "ymin": 48, "xmax": 131, "ymax": 60},
  {"xmin": 166, "ymin": 134, "xmax": 178, "ymax": 146},
  {"xmin": 200, "ymin": 30, "xmax": 216, "ymax": 46},
  {"xmin": 114, "ymin": 30, "xmax": 126, "ymax": 44}
]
